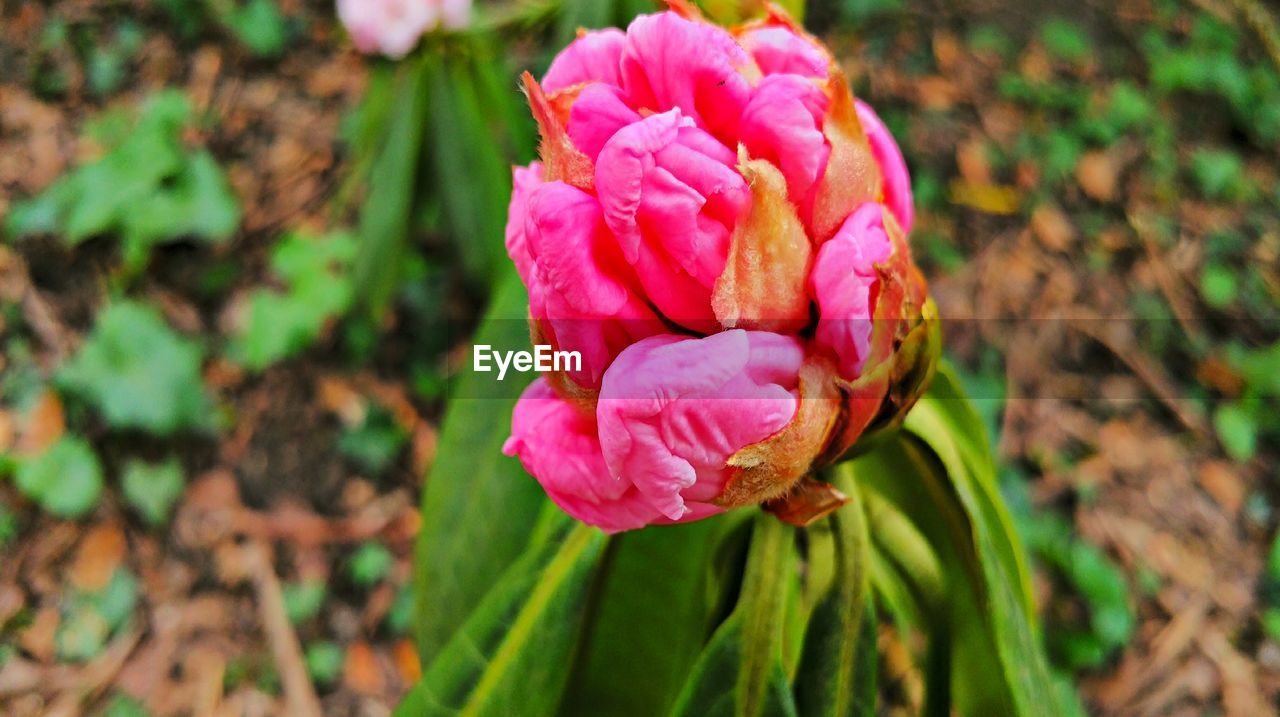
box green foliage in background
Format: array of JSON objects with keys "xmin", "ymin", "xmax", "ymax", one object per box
[
  {"xmin": 121, "ymin": 457, "xmax": 186, "ymax": 527},
  {"xmin": 59, "ymin": 301, "xmax": 213, "ymax": 435},
  {"xmin": 13, "ymin": 437, "xmax": 104, "ymax": 519},
  {"xmin": 4, "ymin": 91, "xmax": 240, "ymax": 274},
  {"xmin": 227, "ymin": 231, "xmax": 357, "ymax": 371}
]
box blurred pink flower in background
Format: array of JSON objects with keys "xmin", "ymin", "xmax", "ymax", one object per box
[
  {"xmin": 502, "ymin": 4, "xmax": 937, "ymax": 532},
  {"xmin": 337, "ymin": 0, "xmax": 470, "ymax": 58}
]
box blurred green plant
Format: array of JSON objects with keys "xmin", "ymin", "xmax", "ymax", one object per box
[
  {"xmin": 305, "ymin": 641, "xmax": 345, "ymax": 686},
  {"xmin": 58, "ymin": 301, "xmax": 213, "ymax": 435},
  {"xmin": 5, "ymin": 91, "xmax": 240, "ymax": 274},
  {"xmin": 55, "ymin": 568, "xmax": 139, "ymax": 662},
  {"xmin": 350, "ymin": 542, "xmax": 395, "ymax": 588},
  {"xmin": 283, "ymin": 580, "xmax": 328, "ymax": 624},
  {"xmin": 12, "ymin": 436, "xmax": 104, "ymax": 519},
  {"xmin": 339, "ymin": 406, "xmax": 409, "ymax": 477},
  {"xmin": 101, "ymin": 695, "xmax": 151, "ymax": 717},
  {"xmin": 226, "ymin": 231, "xmax": 357, "ymax": 371},
  {"xmin": 121, "ymin": 457, "xmax": 186, "ymax": 527},
  {"xmin": 157, "ymin": 0, "xmax": 292, "ymax": 56}
]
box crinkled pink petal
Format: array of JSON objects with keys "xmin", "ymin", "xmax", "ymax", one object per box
[
  {"xmin": 739, "ymin": 74, "xmax": 831, "ymax": 210},
  {"xmin": 543, "ymin": 28, "xmax": 627, "ymax": 93},
  {"xmin": 597, "ymin": 331, "xmax": 803, "ymax": 520},
  {"xmin": 738, "ymin": 26, "xmax": 828, "ymax": 78},
  {"xmin": 810, "ymin": 202, "xmax": 894, "ymax": 379},
  {"xmin": 503, "ymin": 380, "xmax": 668, "ymax": 533},
  {"xmin": 855, "ymin": 99, "xmax": 914, "ymax": 234},
  {"xmin": 523, "ymin": 181, "xmax": 661, "ymax": 388},
  {"xmin": 619, "ymin": 12, "xmax": 752, "ymax": 145},
  {"xmin": 504, "ymin": 162, "xmax": 544, "ymax": 288},
  {"xmin": 567, "ymin": 84, "xmax": 642, "ymax": 161},
  {"xmin": 595, "ymin": 110, "xmax": 749, "ymax": 330}
]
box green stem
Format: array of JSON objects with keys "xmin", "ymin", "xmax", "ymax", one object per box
[
  {"xmin": 736, "ymin": 513, "xmax": 795, "ymax": 716},
  {"xmin": 862, "ymin": 489, "xmax": 946, "ymax": 616}
]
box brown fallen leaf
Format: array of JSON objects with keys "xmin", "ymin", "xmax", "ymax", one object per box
[
  {"xmin": 392, "ymin": 638, "xmax": 421, "ymax": 686},
  {"xmin": 1031, "ymin": 202, "xmax": 1077, "ymax": 252},
  {"xmin": 342, "ymin": 640, "xmax": 385, "ymax": 696},
  {"xmin": 69, "ymin": 523, "xmax": 127, "ymax": 592},
  {"xmin": 1077, "ymin": 150, "xmax": 1119, "ymax": 202}
]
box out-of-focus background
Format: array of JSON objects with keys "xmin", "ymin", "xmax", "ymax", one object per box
[{"xmin": 0, "ymin": 0, "xmax": 1277, "ymax": 714}]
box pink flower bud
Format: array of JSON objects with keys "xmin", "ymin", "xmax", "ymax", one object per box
[
  {"xmin": 336, "ymin": 0, "xmax": 471, "ymax": 59},
  {"xmin": 503, "ymin": 5, "xmax": 938, "ymax": 530}
]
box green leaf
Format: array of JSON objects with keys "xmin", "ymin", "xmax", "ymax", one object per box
[
  {"xmin": 353, "ymin": 56, "xmax": 430, "ymax": 317},
  {"xmin": 413, "ymin": 271, "xmax": 549, "ymax": 664},
  {"xmin": 121, "ymin": 457, "xmax": 185, "ymax": 526},
  {"xmin": 793, "ymin": 468, "xmax": 876, "ymax": 717},
  {"xmin": 424, "ymin": 49, "xmax": 518, "ymax": 287},
  {"xmin": 5, "ymin": 90, "xmax": 239, "ymax": 273},
  {"xmin": 101, "ymin": 694, "xmax": 152, "ymax": 717},
  {"xmin": 855, "ymin": 363, "xmax": 1061, "ymax": 717},
  {"xmin": 561, "ymin": 517, "xmax": 731, "ymax": 717},
  {"xmin": 14, "ymin": 436, "xmax": 104, "ymax": 519},
  {"xmin": 350, "ymin": 542, "xmax": 394, "ymax": 588},
  {"xmin": 1040, "ymin": 19, "xmax": 1092, "ymax": 64},
  {"xmin": 397, "ymin": 520, "xmax": 606, "ymax": 717},
  {"xmin": 283, "ymin": 580, "xmax": 328, "ymax": 624},
  {"xmin": 671, "ymin": 514, "xmax": 799, "ymax": 717},
  {"xmin": 227, "ymin": 231, "xmax": 356, "ymax": 371},
  {"xmin": 1199, "ymin": 263, "xmax": 1238, "ymax": 309},
  {"xmin": 210, "ymin": 0, "xmax": 290, "ymax": 56},
  {"xmin": 1214, "ymin": 401, "xmax": 1258, "ymax": 463},
  {"xmin": 58, "ymin": 301, "xmax": 212, "ymax": 435},
  {"xmin": 305, "ymin": 641, "xmax": 345, "ymax": 685}
]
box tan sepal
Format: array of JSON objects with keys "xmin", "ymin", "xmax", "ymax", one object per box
[
  {"xmin": 764, "ymin": 477, "xmax": 851, "ymax": 527},
  {"xmin": 529, "ymin": 317, "xmax": 599, "ymax": 412},
  {"xmin": 521, "ymin": 72, "xmax": 594, "ymax": 192},
  {"xmin": 715, "ymin": 356, "xmax": 842, "ymax": 508},
  {"xmin": 665, "ymin": 0, "xmax": 704, "ymax": 20},
  {"xmin": 810, "ymin": 73, "xmax": 882, "ymax": 243},
  {"xmin": 712, "ymin": 152, "xmax": 813, "ymax": 333}
]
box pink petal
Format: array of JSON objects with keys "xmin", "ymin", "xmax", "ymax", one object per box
[
  {"xmin": 619, "ymin": 12, "xmax": 752, "ymax": 146},
  {"xmin": 597, "ymin": 331, "xmax": 802, "ymax": 519},
  {"xmin": 739, "ymin": 74, "xmax": 831, "ymax": 211},
  {"xmin": 523, "ymin": 181, "xmax": 662, "ymax": 387},
  {"xmin": 504, "ymin": 163, "xmax": 544, "ymax": 288},
  {"xmin": 855, "ymin": 99, "xmax": 914, "ymax": 234},
  {"xmin": 594, "ymin": 110, "xmax": 749, "ymax": 330},
  {"xmin": 810, "ymin": 202, "xmax": 894, "ymax": 378},
  {"xmin": 543, "ymin": 28, "xmax": 627, "ymax": 93},
  {"xmin": 738, "ymin": 26, "xmax": 828, "ymax": 78},
  {"xmin": 504, "ymin": 380, "xmax": 667, "ymax": 533}
]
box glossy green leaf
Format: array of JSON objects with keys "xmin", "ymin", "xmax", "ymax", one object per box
[
  {"xmin": 561, "ymin": 517, "xmax": 730, "ymax": 717},
  {"xmin": 855, "ymin": 363, "xmax": 1060, "ymax": 716},
  {"xmin": 671, "ymin": 514, "xmax": 798, "ymax": 717},
  {"xmin": 398, "ymin": 519, "xmax": 606, "ymax": 717},
  {"xmin": 352, "ymin": 56, "xmax": 430, "ymax": 317},
  {"xmin": 413, "ymin": 271, "xmax": 549, "ymax": 663},
  {"xmin": 793, "ymin": 466, "xmax": 876, "ymax": 717}
]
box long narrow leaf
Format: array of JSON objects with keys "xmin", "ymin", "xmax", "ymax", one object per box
[
  {"xmin": 413, "ymin": 271, "xmax": 549, "ymax": 662},
  {"xmin": 793, "ymin": 465, "xmax": 876, "ymax": 717},
  {"xmin": 398, "ymin": 519, "xmax": 606, "ymax": 716},
  {"xmin": 561, "ymin": 517, "xmax": 730, "ymax": 717},
  {"xmin": 353, "ymin": 56, "xmax": 430, "ymax": 316},
  {"xmin": 671, "ymin": 514, "xmax": 799, "ymax": 717}
]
